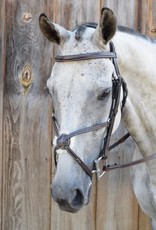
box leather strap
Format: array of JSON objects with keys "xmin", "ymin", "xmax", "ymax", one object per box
[
  {"xmin": 55, "ymin": 51, "xmax": 116, "ymax": 62},
  {"xmin": 65, "ymin": 146, "xmax": 92, "ymax": 178},
  {"xmin": 109, "ymin": 132, "xmax": 130, "ymax": 151},
  {"xmin": 104, "ymin": 152, "xmax": 156, "ymax": 171},
  {"xmin": 56, "ymin": 120, "xmax": 110, "ymax": 140},
  {"xmin": 53, "ymin": 117, "xmax": 110, "ymax": 178}
]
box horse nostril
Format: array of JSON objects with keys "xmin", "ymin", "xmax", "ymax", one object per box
[
  {"xmin": 51, "ymin": 183, "xmax": 85, "ymax": 212},
  {"xmin": 72, "ymin": 189, "xmax": 84, "ymax": 207}
]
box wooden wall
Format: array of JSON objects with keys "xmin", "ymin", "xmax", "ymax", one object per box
[{"xmin": 0, "ymin": 0, "xmax": 156, "ymax": 230}]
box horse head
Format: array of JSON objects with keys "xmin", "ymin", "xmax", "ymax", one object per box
[{"xmin": 39, "ymin": 8, "xmax": 122, "ymax": 213}]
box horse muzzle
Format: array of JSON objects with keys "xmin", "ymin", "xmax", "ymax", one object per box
[{"xmin": 51, "ymin": 181, "xmax": 92, "ymax": 213}]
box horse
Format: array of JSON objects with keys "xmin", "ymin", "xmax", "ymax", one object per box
[{"xmin": 39, "ymin": 7, "xmax": 156, "ymax": 229}]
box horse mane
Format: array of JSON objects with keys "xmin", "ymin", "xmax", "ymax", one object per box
[
  {"xmin": 118, "ymin": 25, "xmax": 156, "ymax": 44},
  {"xmin": 73, "ymin": 23, "xmax": 156, "ymax": 44}
]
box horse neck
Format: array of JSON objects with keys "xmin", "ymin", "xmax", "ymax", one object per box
[
  {"xmin": 113, "ymin": 31, "xmax": 156, "ymax": 77},
  {"xmin": 113, "ymin": 32, "xmax": 156, "ymax": 156}
]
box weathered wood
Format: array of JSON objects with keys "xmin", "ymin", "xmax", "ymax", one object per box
[
  {"xmin": 96, "ymin": 124, "xmax": 139, "ymax": 230},
  {"xmin": 136, "ymin": 0, "xmax": 149, "ymax": 34},
  {"xmin": 147, "ymin": 0, "xmax": 156, "ymax": 38},
  {"xmin": 0, "ymin": 0, "xmax": 5, "ymax": 227},
  {"xmin": 139, "ymin": 208, "xmax": 151, "ymax": 230},
  {"xmin": 102, "ymin": 0, "xmax": 138, "ymax": 29},
  {"xmin": 2, "ymin": 0, "xmax": 53, "ymax": 229},
  {"xmin": 53, "ymin": 0, "xmax": 99, "ymax": 30}
]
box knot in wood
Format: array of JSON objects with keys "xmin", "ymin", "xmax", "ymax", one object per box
[
  {"xmin": 20, "ymin": 64, "xmax": 32, "ymax": 93},
  {"xmin": 23, "ymin": 13, "xmax": 32, "ymax": 23},
  {"xmin": 151, "ymin": 28, "xmax": 156, "ymax": 33}
]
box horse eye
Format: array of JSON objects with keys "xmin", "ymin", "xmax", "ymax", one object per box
[{"xmin": 97, "ymin": 89, "xmax": 111, "ymax": 100}]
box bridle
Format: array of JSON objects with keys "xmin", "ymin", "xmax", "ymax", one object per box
[
  {"xmin": 52, "ymin": 41, "xmax": 128, "ymax": 178},
  {"xmin": 52, "ymin": 41, "xmax": 156, "ymax": 180}
]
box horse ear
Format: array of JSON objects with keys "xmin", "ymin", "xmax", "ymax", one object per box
[
  {"xmin": 93, "ymin": 8, "xmax": 117, "ymax": 45},
  {"xmin": 39, "ymin": 14, "xmax": 69, "ymax": 45}
]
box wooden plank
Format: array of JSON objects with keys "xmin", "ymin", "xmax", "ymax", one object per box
[
  {"xmin": 0, "ymin": 0, "xmax": 5, "ymax": 228},
  {"xmin": 2, "ymin": 0, "xmax": 53, "ymax": 229},
  {"xmin": 148, "ymin": 0, "xmax": 156, "ymax": 38},
  {"xmin": 101, "ymin": 0, "xmax": 138, "ymax": 29},
  {"xmin": 136, "ymin": 0, "xmax": 154, "ymax": 35},
  {"xmin": 131, "ymin": 0, "xmax": 156, "ymax": 38},
  {"xmin": 139, "ymin": 208, "xmax": 151, "ymax": 230},
  {"xmin": 51, "ymin": 1, "xmax": 99, "ymax": 229},
  {"xmin": 96, "ymin": 124, "xmax": 139, "ymax": 230},
  {"xmin": 53, "ymin": 0, "xmax": 100, "ymax": 29},
  {"xmin": 136, "ymin": 0, "xmax": 149, "ymax": 34}
]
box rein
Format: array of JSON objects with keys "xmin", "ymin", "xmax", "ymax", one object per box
[{"xmin": 52, "ymin": 41, "xmax": 156, "ymax": 180}]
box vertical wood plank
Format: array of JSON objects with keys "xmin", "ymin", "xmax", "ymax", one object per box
[
  {"xmin": 0, "ymin": 0, "xmax": 5, "ymax": 228},
  {"xmin": 139, "ymin": 208, "xmax": 151, "ymax": 230},
  {"xmin": 53, "ymin": 0, "xmax": 100, "ymax": 30},
  {"xmin": 137, "ymin": 0, "xmax": 149, "ymax": 33},
  {"xmin": 148, "ymin": 0, "xmax": 156, "ymax": 38},
  {"xmin": 96, "ymin": 124, "xmax": 139, "ymax": 230},
  {"xmin": 136, "ymin": 0, "xmax": 154, "ymax": 35},
  {"xmin": 2, "ymin": 0, "xmax": 53, "ymax": 229},
  {"xmin": 101, "ymin": 0, "xmax": 139, "ymax": 29}
]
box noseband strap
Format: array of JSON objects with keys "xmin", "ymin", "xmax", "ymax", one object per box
[
  {"xmin": 53, "ymin": 115, "xmax": 110, "ymax": 178},
  {"xmin": 55, "ymin": 51, "xmax": 116, "ymax": 62}
]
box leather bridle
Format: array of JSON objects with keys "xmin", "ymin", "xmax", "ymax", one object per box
[
  {"xmin": 52, "ymin": 41, "xmax": 156, "ymax": 180},
  {"xmin": 52, "ymin": 41, "xmax": 128, "ymax": 178}
]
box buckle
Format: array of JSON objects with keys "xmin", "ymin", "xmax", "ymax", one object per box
[
  {"xmin": 56, "ymin": 134, "xmax": 70, "ymax": 150},
  {"xmin": 92, "ymin": 157, "xmax": 106, "ymax": 180}
]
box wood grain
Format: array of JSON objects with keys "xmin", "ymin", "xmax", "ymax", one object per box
[
  {"xmin": 0, "ymin": 0, "xmax": 5, "ymax": 228},
  {"xmin": 96, "ymin": 124, "xmax": 139, "ymax": 230},
  {"xmin": 101, "ymin": 0, "xmax": 138, "ymax": 29},
  {"xmin": 2, "ymin": 0, "xmax": 53, "ymax": 229},
  {"xmin": 139, "ymin": 208, "xmax": 151, "ymax": 230},
  {"xmin": 149, "ymin": 0, "xmax": 156, "ymax": 38}
]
